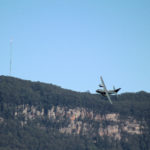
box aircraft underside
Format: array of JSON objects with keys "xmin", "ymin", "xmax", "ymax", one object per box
[{"xmin": 96, "ymin": 76, "xmax": 121, "ymax": 104}]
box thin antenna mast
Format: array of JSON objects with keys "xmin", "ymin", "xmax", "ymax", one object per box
[{"xmin": 9, "ymin": 39, "xmax": 13, "ymax": 76}]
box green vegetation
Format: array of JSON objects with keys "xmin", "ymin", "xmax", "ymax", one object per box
[{"xmin": 0, "ymin": 76, "xmax": 150, "ymax": 150}]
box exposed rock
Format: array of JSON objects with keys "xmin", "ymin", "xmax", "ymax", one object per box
[
  {"xmin": 0, "ymin": 117, "xmax": 4, "ymax": 123},
  {"xmin": 14, "ymin": 105, "xmax": 144, "ymax": 140},
  {"xmin": 99, "ymin": 125, "xmax": 121, "ymax": 140}
]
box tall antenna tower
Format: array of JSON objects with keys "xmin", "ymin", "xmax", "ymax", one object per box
[{"xmin": 9, "ymin": 39, "xmax": 13, "ymax": 76}]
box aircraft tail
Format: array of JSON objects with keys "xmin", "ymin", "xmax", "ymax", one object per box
[{"xmin": 115, "ymin": 88, "xmax": 121, "ymax": 93}]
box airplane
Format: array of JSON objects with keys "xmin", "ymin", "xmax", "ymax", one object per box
[{"xmin": 96, "ymin": 76, "xmax": 121, "ymax": 104}]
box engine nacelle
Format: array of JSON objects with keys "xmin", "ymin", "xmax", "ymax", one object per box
[{"xmin": 99, "ymin": 84, "xmax": 103, "ymax": 87}]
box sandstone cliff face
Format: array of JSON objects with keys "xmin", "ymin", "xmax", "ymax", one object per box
[{"xmin": 13, "ymin": 105, "xmax": 144, "ymax": 140}]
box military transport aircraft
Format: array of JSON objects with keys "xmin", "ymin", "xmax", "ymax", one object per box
[{"xmin": 96, "ymin": 76, "xmax": 121, "ymax": 104}]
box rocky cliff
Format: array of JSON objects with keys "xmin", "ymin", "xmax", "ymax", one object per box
[
  {"xmin": 12, "ymin": 105, "xmax": 145, "ymax": 141},
  {"xmin": 0, "ymin": 76, "xmax": 150, "ymax": 150}
]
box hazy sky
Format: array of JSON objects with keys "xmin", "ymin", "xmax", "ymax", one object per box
[{"xmin": 0, "ymin": 0, "xmax": 150, "ymax": 93}]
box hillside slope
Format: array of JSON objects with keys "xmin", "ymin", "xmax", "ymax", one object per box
[{"xmin": 0, "ymin": 76, "xmax": 150, "ymax": 150}]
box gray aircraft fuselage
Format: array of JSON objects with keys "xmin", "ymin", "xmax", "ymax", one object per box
[{"xmin": 96, "ymin": 88, "xmax": 121, "ymax": 96}]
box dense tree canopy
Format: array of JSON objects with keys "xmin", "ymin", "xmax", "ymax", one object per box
[{"xmin": 0, "ymin": 76, "xmax": 150, "ymax": 150}]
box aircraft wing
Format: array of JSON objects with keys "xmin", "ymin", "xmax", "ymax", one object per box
[{"xmin": 100, "ymin": 76, "xmax": 113, "ymax": 104}]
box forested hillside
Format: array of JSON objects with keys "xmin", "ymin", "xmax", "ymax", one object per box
[{"xmin": 0, "ymin": 76, "xmax": 150, "ymax": 150}]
